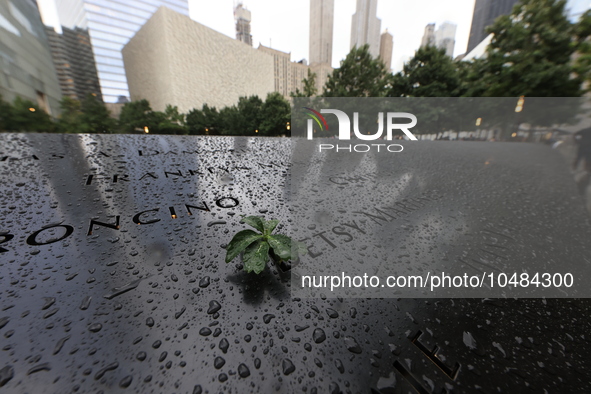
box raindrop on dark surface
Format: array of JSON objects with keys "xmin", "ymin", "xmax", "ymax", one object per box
[
  {"xmin": 0, "ymin": 317, "xmax": 9, "ymax": 330},
  {"xmin": 152, "ymin": 340, "xmax": 162, "ymax": 349},
  {"xmin": 214, "ymin": 356, "xmax": 226, "ymax": 369},
  {"xmin": 79, "ymin": 296, "xmax": 91, "ymax": 311},
  {"xmin": 207, "ymin": 300, "xmax": 222, "ymax": 314},
  {"xmin": 326, "ymin": 308, "xmax": 339, "ymax": 318},
  {"xmin": 218, "ymin": 373, "xmax": 228, "ymax": 382},
  {"xmin": 159, "ymin": 351, "xmax": 168, "ymax": 362},
  {"xmin": 119, "ymin": 375, "xmax": 133, "ymax": 388},
  {"xmin": 146, "ymin": 317, "xmax": 154, "ymax": 327},
  {"xmin": 0, "ymin": 365, "xmax": 14, "ymax": 387},
  {"xmin": 282, "ymin": 359, "xmax": 295, "ymax": 375},
  {"xmin": 94, "ymin": 362, "xmax": 118, "ymax": 380},
  {"xmin": 175, "ymin": 306, "xmax": 186, "ymax": 319},
  {"xmin": 335, "ymin": 359, "xmax": 345, "ymax": 373},
  {"xmin": 88, "ymin": 323, "xmax": 102, "ymax": 333},
  {"xmin": 219, "ymin": 338, "xmax": 229, "ymax": 354},
  {"xmin": 238, "ymin": 363, "xmax": 250, "ymax": 378},
  {"xmin": 41, "ymin": 297, "xmax": 56, "ymax": 310},
  {"xmin": 136, "ymin": 352, "xmax": 147, "ymax": 361},
  {"xmin": 199, "ymin": 327, "xmax": 212, "ymax": 336},
  {"xmin": 199, "ymin": 276, "xmax": 211, "ymax": 288},
  {"xmin": 313, "ymin": 328, "xmax": 326, "ymax": 344},
  {"xmin": 192, "ymin": 385, "xmax": 203, "ymax": 394},
  {"xmin": 344, "ymin": 336, "xmax": 362, "ymax": 354},
  {"xmin": 254, "ymin": 358, "xmax": 261, "ymax": 369},
  {"xmin": 27, "ymin": 363, "xmax": 51, "ymax": 375},
  {"xmin": 263, "ymin": 314, "xmax": 275, "ymax": 324},
  {"xmin": 53, "ymin": 335, "xmax": 70, "ymax": 355}
]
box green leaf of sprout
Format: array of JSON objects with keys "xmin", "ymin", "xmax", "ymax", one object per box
[
  {"xmin": 242, "ymin": 239, "xmax": 269, "ymax": 274},
  {"xmin": 225, "ymin": 229, "xmax": 263, "ymax": 263},
  {"xmin": 263, "ymin": 219, "xmax": 280, "ymax": 235},
  {"xmin": 240, "ymin": 216, "xmax": 265, "ymax": 233},
  {"xmin": 267, "ymin": 234, "xmax": 292, "ymax": 261}
]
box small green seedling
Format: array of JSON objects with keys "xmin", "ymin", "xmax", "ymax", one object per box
[{"xmin": 225, "ymin": 216, "xmax": 307, "ymax": 274}]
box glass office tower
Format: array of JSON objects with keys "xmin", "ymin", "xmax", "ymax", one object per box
[{"xmin": 54, "ymin": 0, "xmax": 189, "ymax": 103}]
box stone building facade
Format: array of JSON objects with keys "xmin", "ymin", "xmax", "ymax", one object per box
[{"xmin": 122, "ymin": 7, "xmax": 274, "ymax": 114}]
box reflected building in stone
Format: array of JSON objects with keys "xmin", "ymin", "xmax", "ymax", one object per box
[{"xmin": 0, "ymin": 0, "xmax": 61, "ymax": 115}]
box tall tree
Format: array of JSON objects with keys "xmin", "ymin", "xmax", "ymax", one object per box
[
  {"xmin": 476, "ymin": 0, "xmax": 588, "ymax": 97},
  {"xmin": 80, "ymin": 94, "xmax": 116, "ymax": 133},
  {"xmin": 323, "ymin": 44, "xmax": 389, "ymax": 97},
  {"xmin": 260, "ymin": 92, "xmax": 291, "ymax": 136},
  {"xmin": 6, "ymin": 96, "xmax": 55, "ymax": 132},
  {"xmin": 0, "ymin": 94, "xmax": 13, "ymax": 132},
  {"xmin": 291, "ymin": 69, "xmax": 318, "ymax": 97},
  {"xmin": 387, "ymin": 45, "xmax": 461, "ymax": 97},
  {"xmin": 118, "ymin": 99, "xmax": 156, "ymax": 133}
]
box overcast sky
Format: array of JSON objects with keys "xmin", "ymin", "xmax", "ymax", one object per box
[{"xmin": 39, "ymin": 0, "xmax": 476, "ymax": 72}]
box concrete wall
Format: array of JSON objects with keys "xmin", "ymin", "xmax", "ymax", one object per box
[{"xmin": 122, "ymin": 7, "xmax": 274, "ymax": 114}]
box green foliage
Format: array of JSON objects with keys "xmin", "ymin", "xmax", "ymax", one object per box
[
  {"xmin": 4, "ymin": 96, "xmax": 55, "ymax": 132},
  {"xmin": 186, "ymin": 104, "xmax": 220, "ymax": 135},
  {"xmin": 80, "ymin": 94, "xmax": 116, "ymax": 133},
  {"xmin": 323, "ymin": 44, "xmax": 389, "ymax": 97},
  {"xmin": 0, "ymin": 94, "xmax": 12, "ymax": 132},
  {"xmin": 225, "ymin": 216, "xmax": 307, "ymax": 274},
  {"xmin": 237, "ymin": 95, "xmax": 264, "ymax": 135},
  {"xmin": 118, "ymin": 99, "xmax": 154, "ymax": 133},
  {"xmin": 388, "ymin": 45, "xmax": 461, "ymax": 97},
  {"xmin": 476, "ymin": 0, "xmax": 583, "ymax": 97},
  {"xmin": 291, "ymin": 69, "xmax": 318, "ymax": 97},
  {"xmin": 57, "ymin": 97, "xmax": 85, "ymax": 133},
  {"xmin": 260, "ymin": 92, "xmax": 291, "ymax": 136}
]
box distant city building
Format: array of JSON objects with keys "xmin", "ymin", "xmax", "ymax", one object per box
[
  {"xmin": 379, "ymin": 30, "xmax": 392, "ymax": 70},
  {"xmin": 45, "ymin": 26, "xmax": 102, "ymax": 102},
  {"xmin": 122, "ymin": 7, "xmax": 274, "ymax": 114},
  {"xmin": 420, "ymin": 23, "xmax": 435, "ymax": 47},
  {"xmin": 234, "ymin": 3, "xmax": 252, "ymax": 46},
  {"xmin": 0, "ymin": 0, "xmax": 61, "ymax": 115},
  {"xmin": 466, "ymin": 0, "xmax": 518, "ymax": 53},
  {"xmin": 350, "ymin": 0, "xmax": 381, "ymax": 58},
  {"xmin": 309, "ymin": 0, "xmax": 334, "ymax": 65},
  {"xmin": 420, "ymin": 22, "xmax": 456, "ymax": 57},
  {"xmin": 258, "ymin": 44, "xmax": 309, "ymax": 99},
  {"xmin": 53, "ymin": 0, "xmax": 189, "ymax": 103},
  {"xmin": 435, "ymin": 22, "xmax": 456, "ymax": 57}
]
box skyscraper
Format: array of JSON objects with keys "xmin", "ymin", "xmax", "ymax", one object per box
[
  {"xmin": 466, "ymin": 0, "xmax": 518, "ymax": 54},
  {"xmin": 350, "ymin": 0, "xmax": 381, "ymax": 58},
  {"xmin": 53, "ymin": 0, "xmax": 189, "ymax": 103},
  {"xmin": 45, "ymin": 26, "xmax": 102, "ymax": 101},
  {"xmin": 420, "ymin": 23, "xmax": 435, "ymax": 47},
  {"xmin": 435, "ymin": 22, "xmax": 456, "ymax": 57},
  {"xmin": 379, "ymin": 30, "xmax": 392, "ymax": 70},
  {"xmin": 0, "ymin": 0, "xmax": 61, "ymax": 115},
  {"xmin": 234, "ymin": 3, "xmax": 252, "ymax": 46},
  {"xmin": 309, "ymin": 0, "xmax": 334, "ymax": 65}
]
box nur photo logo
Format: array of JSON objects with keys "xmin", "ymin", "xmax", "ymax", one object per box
[{"xmin": 303, "ymin": 107, "xmax": 418, "ymax": 153}]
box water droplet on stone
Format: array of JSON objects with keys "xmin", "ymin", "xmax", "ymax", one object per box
[
  {"xmin": 282, "ymin": 359, "xmax": 295, "ymax": 375},
  {"xmin": 238, "ymin": 363, "xmax": 250, "ymax": 378}
]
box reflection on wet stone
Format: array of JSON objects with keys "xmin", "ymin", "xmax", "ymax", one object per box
[{"xmin": 0, "ymin": 133, "xmax": 590, "ymax": 393}]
